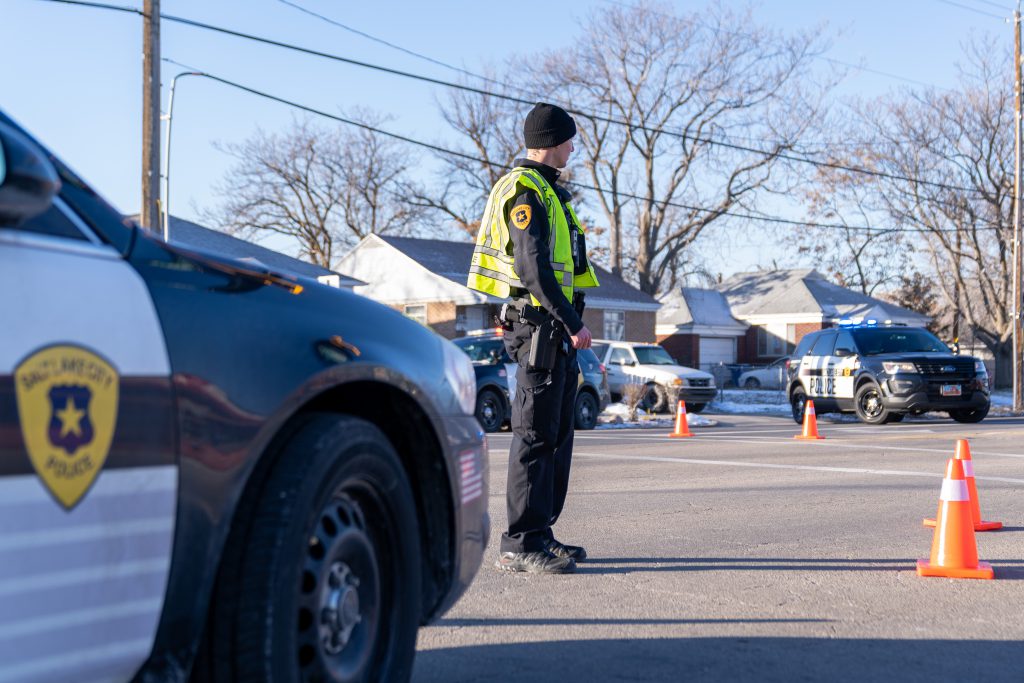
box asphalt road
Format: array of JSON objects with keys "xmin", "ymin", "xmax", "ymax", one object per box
[{"xmin": 414, "ymin": 413, "xmax": 1024, "ymax": 682}]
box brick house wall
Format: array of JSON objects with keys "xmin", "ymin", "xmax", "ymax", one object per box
[
  {"xmin": 657, "ymin": 333, "xmax": 699, "ymax": 366},
  {"xmin": 581, "ymin": 309, "xmax": 655, "ymax": 342},
  {"xmin": 391, "ymin": 302, "xmax": 458, "ymax": 339}
]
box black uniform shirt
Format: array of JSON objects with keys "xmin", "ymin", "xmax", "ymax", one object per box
[{"xmin": 507, "ymin": 158, "xmax": 584, "ymax": 334}]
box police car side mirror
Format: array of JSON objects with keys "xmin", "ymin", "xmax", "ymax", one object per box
[
  {"xmin": 0, "ymin": 120, "xmax": 60, "ymax": 227},
  {"xmin": 834, "ymin": 347, "xmax": 855, "ymax": 358}
]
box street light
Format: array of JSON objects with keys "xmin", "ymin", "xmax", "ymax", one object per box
[{"xmin": 161, "ymin": 70, "xmax": 206, "ymax": 241}]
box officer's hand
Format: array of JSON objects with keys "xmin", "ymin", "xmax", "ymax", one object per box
[{"xmin": 571, "ymin": 325, "xmax": 592, "ymax": 350}]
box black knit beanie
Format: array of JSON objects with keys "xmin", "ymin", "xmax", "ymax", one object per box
[{"xmin": 523, "ymin": 102, "xmax": 577, "ymax": 149}]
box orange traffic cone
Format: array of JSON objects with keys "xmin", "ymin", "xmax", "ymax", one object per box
[
  {"xmin": 668, "ymin": 400, "xmax": 692, "ymax": 438},
  {"xmin": 794, "ymin": 399, "xmax": 824, "ymax": 440},
  {"xmin": 924, "ymin": 439, "xmax": 1002, "ymax": 531},
  {"xmin": 916, "ymin": 458, "xmax": 994, "ymax": 580}
]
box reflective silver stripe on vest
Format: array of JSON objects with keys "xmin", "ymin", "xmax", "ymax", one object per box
[
  {"xmin": 518, "ymin": 169, "xmax": 563, "ymax": 266},
  {"xmin": 469, "ymin": 264, "xmax": 524, "ymax": 288},
  {"xmin": 476, "ymin": 245, "xmax": 515, "ymax": 263}
]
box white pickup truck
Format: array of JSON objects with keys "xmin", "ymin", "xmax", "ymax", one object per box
[{"xmin": 591, "ymin": 341, "xmax": 717, "ymax": 413}]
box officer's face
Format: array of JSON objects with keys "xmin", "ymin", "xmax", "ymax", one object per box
[{"xmin": 552, "ymin": 137, "xmax": 574, "ymax": 168}]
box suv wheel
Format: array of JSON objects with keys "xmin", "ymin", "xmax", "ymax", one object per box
[
  {"xmin": 854, "ymin": 382, "xmax": 891, "ymax": 425},
  {"xmin": 574, "ymin": 391, "xmax": 599, "ymax": 430},
  {"xmin": 199, "ymin": 414, "xmax": 420, "ymax": 682},
  {"xmin": 475, "ymin": 388, "xmax": 505, "ymax": 433},
  {"xmin": 950, "ymin": 405, "xmax": 989, "ymax": 423},
  {"xmin": 790, "ymin": 386, "xmax": 807, "ymax": 425},
  {"xmin": 640, "ymin": 383, "xmax": 668, "ymax": 413}
]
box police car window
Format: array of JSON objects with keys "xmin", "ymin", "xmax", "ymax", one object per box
[
  {"xmin": 834, "ymin": 330, "xmax": 856, "ymax": 355},
  {"xmin": 850, "ymin": 328, "xmax": 949, "ymax": 355},
  {"xmin": 10, "ymin": 202, "xmax": 88, "ymax": 241},
  {"xmin": 454, "ymin": 339, "xmax": 506, "ymax": 364},
  {"xmin": 792, "ymin": 335, "xmax": 816, "ymax": 358},
  {"xmin": 809, "ymin": 332, "xmax": 837, "ymax": 356}
]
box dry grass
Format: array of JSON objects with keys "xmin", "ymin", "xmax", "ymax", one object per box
[{"xmin": 621, "ymin": 382, "xmax": 647, "ymax": 421}]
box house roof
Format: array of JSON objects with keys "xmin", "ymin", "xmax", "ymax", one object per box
[
  {"xmin": 345, "ymin": 235, "xmax": 660, "ymax": 310},
  {"xmin": 132, "ymin": 215, "xmax": 363, "ymax": 286},
  {"xmin": 657, "ymin": 287, "xmax": 747, "ymax": 335},
  {"xmin": 718, "ymin": 269, "xmax": 930, "ymax": 324}
]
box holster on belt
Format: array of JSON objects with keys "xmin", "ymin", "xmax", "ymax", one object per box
[{"xmin": 498, "ymin": 300, "xmax": 562, "ymax": 371}]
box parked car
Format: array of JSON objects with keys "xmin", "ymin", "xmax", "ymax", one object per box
[
  {"xmin": 453, "ymin": 331, "xmax": 610, "ymax": 431},
  {"xmin": 737, "ymin": 356, "xmax": 790, "ymax": 389},
  {"xmin": 0, "ymin": 112, "xmax": 487, "ymax": 682},
  {"xmin": 590, "ymin": 340, "xmax": 716, "ymax": 413},
  {"xmin": 786, "ymin": 323, "xmax": 990, "ymax": 425}
]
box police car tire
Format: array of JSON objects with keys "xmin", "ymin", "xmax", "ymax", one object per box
[
  {"xmin": 949, "ymin": 405, "xmax": 989, "ymax": 423},
  {"xmin": 790, "ymin": 387, "xmax": 807, "ymax": 425},
  {"xmin": 854, "ymin": 382, "xmax": 891, "ymax": 425},
  {"xmin": 204, "ymin": 414, "xmax": 421, "ymax": 683},
  {"xmin": 475, "ymin": 388, "xmax": 505, "ymax": 433}
]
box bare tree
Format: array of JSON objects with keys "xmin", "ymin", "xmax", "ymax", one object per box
[
  {"xmin": 409, "ymin": 74, "xmax": 528, "ymax": 236},
  {"xmin": 836, "ymin": 38, "xmax": 1015, "ymax": 385},
  {"xmin": 798, "ymin": 164, "xmax": 911, "ymax": 295},
  {"xmin": 205, "ymin": 113, "xmax": 423, "ymax": 269},
  {"xmin": 529, "ymin": 2, "xmax": 833, "ymax": 293}
]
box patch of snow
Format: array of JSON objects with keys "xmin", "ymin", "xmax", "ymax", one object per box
[{"xmin": 596, "ymin": 402, "xmax": 718, "ymax": 429}]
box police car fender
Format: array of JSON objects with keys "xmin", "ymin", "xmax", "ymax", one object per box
[{"xmin": 0, "ymin": 232, "xmax": 176, "ymax": 683}]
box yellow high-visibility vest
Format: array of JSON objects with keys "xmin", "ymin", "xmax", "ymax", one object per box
[{"xmin": 467, "ymin": 167, "xmax": 599, "ymax": 306}]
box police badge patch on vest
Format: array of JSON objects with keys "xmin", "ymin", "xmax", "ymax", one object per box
[{"xmin": 511, "ymin": 204, "xmax": 532, "ymax": 230}]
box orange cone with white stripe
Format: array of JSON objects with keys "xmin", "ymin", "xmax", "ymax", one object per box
[
  {"xmin": 668, "ymin": 400, "xmax": 692, "ymax": 438},
  {"xmin": 924, "ymin": 439, "xmax": 1002, "ymax": 531},
  {"xmin": 916, "ymin": 458, "xmax": 994, "ymax": 580},
  {"xmin": 794, "ymin": 399, "xmax": 824, "ymax": 440}
]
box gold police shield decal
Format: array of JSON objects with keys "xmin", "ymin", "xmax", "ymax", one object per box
[
  {"xmin": 511, "ymin": 204, "xmax": 532, "ymax": 230},
  {"xmin": 14, "ymin": 345, "xmax": 120, "ymax": 509}
]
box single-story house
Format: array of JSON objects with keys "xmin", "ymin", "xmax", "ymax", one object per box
[
  {"xmin": 337, "ymin": 235, "xmax": 661, "ymax": 340},
  {"xmin": 133, "ymin": 215, "xmax": 363, "ymax": 289},
  {"xmin": 656, "ymin": 288, "xmax": 748, "ymax": 371},
  {"xmin": 657, "ymin": 269, "xmax": 931, "ymax": 366}
]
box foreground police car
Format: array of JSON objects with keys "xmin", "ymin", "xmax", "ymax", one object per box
[
  {"xmin": 0, "ymin": 112, "xmax": 486, "ymax": 682},
  {"xmin": 786, "ymin": 323, "xmax": 990, "ymax": 425}
]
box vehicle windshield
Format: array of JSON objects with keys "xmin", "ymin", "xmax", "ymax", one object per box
[
  {"xmin": 633, "ymin": 346, "xmax": 676, "ymax": 365},
  {"xmin": 849, "ymin": 328, "xmax": 949, "ymax": 355},
  {"xmin": 453, "ymin": 338, "xmax": 506, "ymax": 364}
]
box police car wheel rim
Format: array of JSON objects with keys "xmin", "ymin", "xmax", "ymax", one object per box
[
  {"xmin": 298, "ymin": 493, "xmax": 383, "ymax": 680},
  {"xmin": 859, "ymin": 388, "xmax": 883, "ymax": 418},
  {"xmin": 477, "ymin": 390, "xmax": 503, "ymax": 431}
]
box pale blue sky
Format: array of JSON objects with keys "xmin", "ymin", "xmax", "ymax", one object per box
[{"xmin": 0, "ymin": 0, "xmax": 1011, "ymax": 274}]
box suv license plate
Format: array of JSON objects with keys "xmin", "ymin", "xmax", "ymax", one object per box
[{"xmin": 941, "ymin": 384, "xmax": 962, "ymax": 397}]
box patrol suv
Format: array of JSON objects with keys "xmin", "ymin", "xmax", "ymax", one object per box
[
  {"xmin": 0, "ymin": 112, "xmax": 485, "ymax": 682},
  {"xmin": 786, "ymin": 323, "xmax": 990, "ymax": 425}
]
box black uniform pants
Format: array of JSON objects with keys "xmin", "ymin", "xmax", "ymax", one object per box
[{"xmin": 500, "ymin": 321, "xmax": 579, "ymax": 553}]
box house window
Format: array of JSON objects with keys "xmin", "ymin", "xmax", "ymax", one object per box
[
  {"xmin": 603, "ymin": 310, "xmax": 625, "ymax": 341},
  {"xmin": 757, "ymin": 323, "xmax": 797, "ymax": 357},
  {"xmin": 404, "ymin": 304, "xmax": 427, "ymax": 326}
]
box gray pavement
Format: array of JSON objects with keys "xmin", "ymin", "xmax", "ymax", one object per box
[{"xmin": 414, "ymin": 414, "xmax": 1024, "ymax": 682}]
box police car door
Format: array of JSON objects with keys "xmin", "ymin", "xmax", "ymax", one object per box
[
  {"xmin": 831, "ymin": 329, "xmax": 859, "ymax": 402},
  {"xmin": 802, "ymin": 331, "xmax": 838, "ymax": 399},
  {"xmin": 0, "ymin": 202, "xmax": 177, "ymax": 682}
]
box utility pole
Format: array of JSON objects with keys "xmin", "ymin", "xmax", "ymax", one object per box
[
  {"xmin": 1011, "ymin": 6, "xmax": 1019, "ymax": 411},
  {"xmin": 141, "ymin": 0, "xmax": 161, "ymax": 233}
]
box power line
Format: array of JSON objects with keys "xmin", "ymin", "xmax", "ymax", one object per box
[
  {"xmin": 932, "ymin": 0, "xmax": 1008, "ymax": 19},
  {"xmin": 601, "ymin": 0, "xmax": 950, "ymax": 91},
  {"xmin": 158, "ymin": 60, "xmax": 997, "ymax": 235},
  {"xmin": 274, "ymin": 0, "xmax": 522, "ymax": 94},
  {"xmin": 35, "ymin": 0, "xmax": 992, "ymax": 196}
]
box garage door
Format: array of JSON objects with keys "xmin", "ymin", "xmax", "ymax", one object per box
[{"xmin": 699, "ymin": 337, "xmax": 736, "ymax": 368}]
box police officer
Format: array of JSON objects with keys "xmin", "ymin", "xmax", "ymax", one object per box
[{"xmin": 467, "ymin": 102, "xmax": 600, "ymax": 574}]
